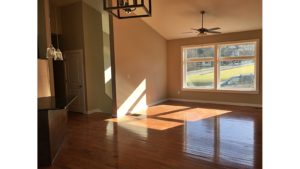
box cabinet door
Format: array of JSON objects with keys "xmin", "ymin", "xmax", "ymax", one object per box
[{"xmin": 48, "ymin": 109, "xmax": 67, "ymax": 161}]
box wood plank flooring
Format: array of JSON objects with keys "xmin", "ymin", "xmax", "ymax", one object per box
[{"xmin": 40, "ymin": 101, "xmax": 262, "ymax": 169}]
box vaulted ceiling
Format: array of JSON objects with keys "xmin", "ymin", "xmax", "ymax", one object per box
[
  {"xmin": 51, "ymin": 0, "xmax": 262, "ymax": 40},
  {"xmin": 141, "ymin": 0, "xmax": 262, "ymax": 40}
]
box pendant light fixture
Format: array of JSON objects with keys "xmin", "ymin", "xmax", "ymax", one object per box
[
  {"xmin": 46, "ymin": 44, "xmax": 56, "ymax": 59},
  {"xmin": 46, "ymin": 4, "xmax": 63, "ymax": 60},
  {"xmin": 53, "ymin": 5, "xmax": 63, "ymax": 61},
  {"xmin": 104, "ymin": 0, "xmax": 151, "ymax": 19}
]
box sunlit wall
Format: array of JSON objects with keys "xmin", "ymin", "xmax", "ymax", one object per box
[{"xmin": 113, "ymin": 17, "xmax": 168, "ymax": 117}]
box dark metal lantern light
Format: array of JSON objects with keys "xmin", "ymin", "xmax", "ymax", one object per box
[{"xmin": 104, "ymin": 0, "xmax": 151, "ymax": 19}]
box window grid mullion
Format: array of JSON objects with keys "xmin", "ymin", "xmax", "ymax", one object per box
[
  {"xmin": 219, "ymin": 56, "xmax": 255, "ymax": 61},
  {"xmin": 186, "ymin": 58, "xmax": 214, "ymax": 63},
  {"xmin": 214, "ymin": 45, "xmax": 218, "ymax": 90},
  {"xmin": 183, "ymin": 50, "xmax": 187, "ymax": 88}
]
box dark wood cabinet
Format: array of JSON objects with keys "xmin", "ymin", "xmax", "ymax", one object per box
[
  {"xmin": 38, "ymin": 96, "xmax": 77, "ymax": 167},
  {"xmin": 38, "ymin": 109, "xmax": 67, "ymax": 167}
]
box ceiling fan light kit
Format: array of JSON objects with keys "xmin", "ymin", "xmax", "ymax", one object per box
[
  {"xmin": 104, "ymin": 0, "xmax": 151, "ymax": 19},
  {"xmin": 183, "ymin": 10, "xmax": 221, "ymax": 37}
]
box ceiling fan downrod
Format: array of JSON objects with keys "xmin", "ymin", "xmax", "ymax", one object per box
[{"xmin": 201, "ymin": 10, "xmax": 205, "ymax": 28}]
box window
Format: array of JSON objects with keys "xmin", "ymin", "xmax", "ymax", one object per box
[
  {"xmin": 183, "ymin": 46, "xmax": 215, "ymax": 89},
  {"xmin": 182, "ymin": 40, "xmax": 258, "ymax": 92}
]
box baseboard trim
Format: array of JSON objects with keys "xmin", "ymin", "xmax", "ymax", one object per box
[
  {"xmin": 119, "ymin": 98, "xmax": 261, "ymax": 117},
  {"xmin": 126, "ymin": 99, "xmax": 169, "ymax": 115},
  {"xmin": 168, "ymin": 98, "xmax": 262, "ymax": 108},
  {"xmin": 147, "ymin": 99, "xmax": 168, "ymax": 107},
  {"xmin": 87, "ymin": 108, "xmax": 103, "ymax": 114}
]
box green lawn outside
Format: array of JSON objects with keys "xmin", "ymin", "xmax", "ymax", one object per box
[{"xmin": 187, "ymin": 64, "xmax": 254, "ymax": 83}]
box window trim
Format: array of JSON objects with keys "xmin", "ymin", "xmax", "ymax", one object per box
[{"xmin": 181, "ymin": 39, "xmax": 260, "ymax": 94}]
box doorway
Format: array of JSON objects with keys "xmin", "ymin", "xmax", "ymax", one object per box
[{"xmin": 64, "ymin": 50, "xmax": 87, "ymax": 113}]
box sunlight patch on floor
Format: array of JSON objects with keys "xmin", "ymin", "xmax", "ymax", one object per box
[
  {"xmin": 108, "ymin": 104, "xmax": 231, "ymax": 131},
  {"xmin": 126, "ymin": 118, "xmax": 182, "ymax": 130},
  {"xmin": 158, "ymin": 108, "xmax": 231, "ymax": 122},
  {"xmin": 106, "ymin": 116, "xmax": 182, "ymax": 131}
]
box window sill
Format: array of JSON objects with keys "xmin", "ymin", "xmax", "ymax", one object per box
[{"xmin": 181, "ymin": 88, "xmax": 259, "ymax": 94}]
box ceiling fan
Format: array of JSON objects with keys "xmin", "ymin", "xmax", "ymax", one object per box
[{"xmin": 184, "ymin": 11, "xmax": 221, "ymax": 36}]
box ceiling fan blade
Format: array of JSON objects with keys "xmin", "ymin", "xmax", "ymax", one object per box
[
  {"xmin": 191, "ymin": 28, "xmax": 200, "ymax": 31},
  {"xmin": 207, "ymin": 27, "xmax": 221, "ymax": 31},
  {"xmin": 206, "ymin": 30, "xmax": 221, "ymax": 33}
]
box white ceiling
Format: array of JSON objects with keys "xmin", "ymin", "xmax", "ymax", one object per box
[{"xmin": 141, "ymin": 0, "xmax": 262, "ymax": 40}]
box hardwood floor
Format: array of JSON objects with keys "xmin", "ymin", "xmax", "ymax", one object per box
[{"xmin": 40, "ymin": 101, "xmax": 262, "ymax": 169}]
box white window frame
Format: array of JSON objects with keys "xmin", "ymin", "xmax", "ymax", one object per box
[
  {"xmin": 181, "ymin": 39, "xmax": 259, "ymax": 94},
  {"xmin": 182, "ymin": 44, "xmax": 215, "ymax": 89}
]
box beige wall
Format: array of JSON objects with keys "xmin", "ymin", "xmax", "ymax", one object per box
[
  {"xmin": 82, "ymin": 2, "xmax": 113, "ymax": 113},
  {"xmin": 38, "ymin": 59, "xmax": 51, "ymax": 98},
  {"xmin": 38, "ymin": 0, "xmax": 55, "ymax": 96},
  {"xmin": 49, "ymin": 2, "xmax": 62, "ymax": 34},
  {"xmin": 61, "ymin": 1, "xmax": 113, "ymax": 113},
  {"xmin": 38, "ymin": 0, "xmax": 52, "ymax": 58},
  {"xmin": 113, "ymin": 18, "xmax": 167, "ymax": 116},
  {"xmin": 61, "ymin": 2, "xmax": 84, "ymax": 50},
  {"xmin": 167, "ymin": 30, "xmax": 262, "ymax": 105}
]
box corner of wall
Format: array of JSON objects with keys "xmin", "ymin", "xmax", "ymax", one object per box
[{"xmin": 113, "ymin": 17, "xmax": 168, "ymax": 117}]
